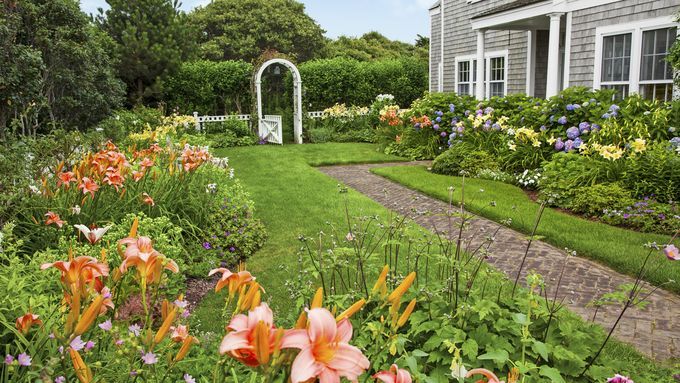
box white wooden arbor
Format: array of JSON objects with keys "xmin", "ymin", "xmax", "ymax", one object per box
[{"xmin": 255, "ymin": 59, "xmax": 303, "ymax": 144}]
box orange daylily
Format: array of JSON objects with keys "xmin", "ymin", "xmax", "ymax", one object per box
[
  {"xmin": 132, "ymin": 170, "xmax": 145, "ymax": 182},
  {"xmin": 103, "ymin": 167, "xmax": 125, "ymax": 191},
  {"xmin": 41, "ymin": 256, "xmax": 109, "ymax": 293},
  {"xmin": 139, "ymin": 157, "xmax": 154, "ymax": 170},
  {"xmin": 57, "ymin": 171, "xmax": 76, "ymax": 188},
  {"xmin": 45, "ymin": 211, "xmax": 65, "ymax": 228},
  {"xmin": 118, "ymin": 236, "xmax": 179, "ymax": 284},
  {"xmin": 78, "ymin": 177, "xmax": 99, "ymax": 199},
  {"xmin": 208, "ymin": 267, "xmax": 255, "ymax": 296},
  {"xmin": 15, "ymin": 313, "xmax": 42, "ymax": 335}
]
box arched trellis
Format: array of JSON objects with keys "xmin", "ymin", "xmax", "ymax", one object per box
[{"xmin": 255, "ymin": 59, "xmax": 303, "ymax": 144}]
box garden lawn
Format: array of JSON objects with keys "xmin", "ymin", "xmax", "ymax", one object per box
[
  {"xmin": 191, "ymin": 143, "xmax": 674, "ymax": 380},
  {"xmin": 371, "ymin": 165, "xmax": 680, "ymax": 294},
  {"xmin": 192, "ymin": 143, "xmax": 405, "ymax": 330}
]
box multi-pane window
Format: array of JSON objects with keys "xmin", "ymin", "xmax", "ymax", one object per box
[
  {"xmin": 455, "ymin": 55, "xmax": 504, "ymax": 97},
  {"xmin": 457, "ymin": 61, "xmax": 471, "ymax": 95},
  {"xmin": 600, "ymin": 33, "xmax": 632, "ymax": 99},
  {"xmin": 639, "ymin": 27, "xmax": 677, "ymax": 102},
  {"xmin": 489, "ymin": 57, "xmax": 505, "ymax": 97}
]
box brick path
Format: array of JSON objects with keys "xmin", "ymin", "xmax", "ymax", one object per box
[{"xmin": 318, "ymin": 161, "xmax": 679, "ymax": 361}]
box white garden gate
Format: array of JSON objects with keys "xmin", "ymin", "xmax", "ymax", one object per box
[{"xmin": 255, "ymin": 59, "xmax": 303, "ymax": 144}]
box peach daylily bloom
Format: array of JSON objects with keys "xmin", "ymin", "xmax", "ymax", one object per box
[
  {"xmin": 78, "ymin": 177, "xmax": 99, "ymax": 199},
  {"xmin": 57, "ymin": 171, "xmax": 76, "ymax": 188},
  {"xmin": 74, "ymin": 224, "xmax": 111, "ymax": 245},
  {"xmin": 132, "ymin": 170, "xmax": 145, "ymax": 182},
  {"xmin": 15, "ymin": 313, "xmax": 42, "ymax": 335},
  {"xmin": 466, "ymin": 368, "xmax": 505, "ymax": 383},
  {"xmin": 140, "ymin": 157, "xmax": 154, "ymax": 170},
  {"xmin": 45, "ymin": 211, "xmax": 65, "ymax": 228},
  {"xmin": 142, "ymin": 193, "xmax": 155, "ymax": 206},
  {"xmin": 373, "ymin": 364, "xmax": 412, "ymax": 383},
  {"xmin": 103, "ymin": 167, "xmax": 125, "ymax": 191},
  {"xmin": 281, "ymin": 308, "xmax": 370, "ymax": 383},
  {"xmin": 171, "ymin": 324, "xmax": 189, "ymax": 343},
  {"xmin": 219, "ymin": 303, "xmax": 279, "ymax": 367},
  {"xmin": 41, "ymin": 256, "xmax": 109, "ymax": 292},
  {"xmin": 119, "ymin": 236, "xmax": 179, "ymax": 284},
  {"xmin": 208, "ymin": 268, "xmax": 255, "ymax": 296}
]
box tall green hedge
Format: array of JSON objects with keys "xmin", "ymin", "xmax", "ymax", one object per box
[
  {"xmin": 290, "ymin": 57, "xmax": 428, "ymax": 110},
  {"xmin": 164, "ymin": 60, "xmax": 253, "ymax": 115}
]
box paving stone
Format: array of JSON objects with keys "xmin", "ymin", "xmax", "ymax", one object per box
[{"xmin": 319, "ymin": 161, "xmax": 680, "ymax": 361}]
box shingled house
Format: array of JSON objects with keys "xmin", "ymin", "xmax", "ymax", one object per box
[{"xmin": 429, "ymin": 0, "xmax": 679, "ymax": 100}]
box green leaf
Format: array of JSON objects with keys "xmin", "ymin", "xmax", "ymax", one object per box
[
  {"xmin": 531, "ymin": 340, "xmax": 550, "ymax": 362},
  {"xmin": 404, "ymin": 355, "xmax": 418, "ymax": 373},
  {"xmin": 461, "ymin": 338, "xmax": 479, "ymax": 360},
  {"xmin": 411, "ymin": 350, "xmax": 429, "ymax": 357},
  {"xmin": 539, "ymin": 365, "xmax": 565, "ymax": 383},
  {"xmin": 512, "ymin": 313, "xmax": 530, "ymax": 326},
  {"xmin": 477, "ymin": 349, "xmax": 509, "ymax": 365}
]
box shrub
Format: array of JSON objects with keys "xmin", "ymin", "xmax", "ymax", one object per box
[
  {"xmin": 164, "ymin": 60, "xmax": 253, "ymax": 115},
  {"xmin": 567, "ymin": 183, "xmax": 635, "ymax": 216},
  {"xmin": 97, "ymin": 106, "xmax": 164, "ymax": 143},
  {"xmin": 293, "ymin": 57, "xmax": 427, "ymax": 110},
  {"xmin": 621, "ymin": 142, "xmax": 680, "ymax": 203},
  {"xmin": 432, "ymin": 144, "xmax": 499, "ymax": 176}
]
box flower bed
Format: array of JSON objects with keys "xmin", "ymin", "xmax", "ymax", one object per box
[{"xmin": 378, "ymin": 87, "xmax": 680, "ymax": 234}]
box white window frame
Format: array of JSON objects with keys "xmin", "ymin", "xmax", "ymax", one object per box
[
  {"xmin": 454, "ymin": 50, "xmax": 509, "ymax": 97},
  {"xmin": 593, "ymin": 16, "xmax": 679, "ymax": 98}
]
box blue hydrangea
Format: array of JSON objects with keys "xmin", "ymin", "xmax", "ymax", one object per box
[
  {"xmin": 578, "ymin": 122, "xmax": 590, "ymax": 133},
  {"xmin": 451, "ymin": 118, "xmax": 458, "ymax": 125},
  {"xmin": 558, "ymin": 116, "xmax": 568, "ymax": 125},
  {"xmin": 435, "ymin": 110, "xmax": 444, "ymax": 117},
  {"xmin": 492, "ymin": 123, "xmax": 501, "ymax": 130},
  {"xmin": 602, "ymin": 113, "xmax": 611, "ymax": 119},
  {"xmin": 464, "ymin": 110, "xmax": 471, "ymax": 117},
  {"xmin": 566, "ymin": 104, "xmax": 575, "ymax": 111},
  {"xmin": 449, "ymin": 104, "xmax": 455, "ymax": 113},
  {"xmin": 433, "ymin": 124, "xmax": 440, "ymax": 130},
  {"xmin": 435, "ymin": 116, "xmax": 442, "ymax": 122},
  {"xmin": 440, "ymin": 131, "xmax": 448, "ymax": 137},
  {"xmin": 554, "ymin": 138, "xmax": 565, "ymax": 151},
  {"xmin": 549, "ymin": 115, "xmax": 555, "ymax": 122},
  {"xmin": 564, "ymin": 139, "xmax": 574, "ymax": 152},
  {"xmin": 592, "ymin": 123, "xmax": 601, "ymax": 131},
  {"xmin": 573, "ymin": 137, "xmax": 583, "ymax": 149},
  {"xmin": 566, "ymin": 126, "xmax": 580, "ymax": 140},
  {"xmin": 457, "ymin": 126, "xmax": 464, "ymax": 133},
  {"xmin": 484, "ymin": 107, "xmax": 494, "ymax": 115},
  {"xmin": 539, "ymin": 125, "xmax": 547, "ymax": 132}
]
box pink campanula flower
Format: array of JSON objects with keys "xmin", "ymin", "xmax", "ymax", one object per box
[
  {"xmin": 70, "ymin": 336, "xmax": 86, "ymax": 351},
  {"xmin": 141, "ymin": 352, "xmax": 157, "ymax": 365},
  {"xmin": 99, "ymin": 319, "xmax": 112, "ymax": 331},
  {"xmin": 17, "ymin": 353, "xmax": 31, "ymax": 366},
  {"xmin": 664, "ymin": 244, "xmax": 679, "ymax": 261}
]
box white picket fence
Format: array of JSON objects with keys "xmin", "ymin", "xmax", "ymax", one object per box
[{"xmin": 192, "ymin": 112, "xmax": 251, "ymax": 132}]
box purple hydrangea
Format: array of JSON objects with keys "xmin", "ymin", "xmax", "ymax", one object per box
[
  {"xmin": 564, "ymin": 139, "xmax": 575, "ymax": 152},
  {"xmin": 492, "ymin": 123, "xmax": 501, "ymax": 130},
  {"xmin": 435, "ymin": 116, "xmax": 442, "ymax": 123},
  {"xmin": 557, "ymin": 116, "xmax": 568, "ymax": 125},
  {"xmin": 602, "ymin": 113, "xmax": 611, "ymax": 119},
  {"xmin": 566, "ymin": 104, "xmax": 575, "ymax": 111},
  {"xmin": 484, "ymin": 107, "xmax": 494, "ymax": 114},
  {"xmin": 435, "ymin": 110, "xmax": 444, "ymax": 117},
  {"xmin": 457, "ymin": 126, "xmax": 464, "ymax": 133},
  {"xmin": 464, "ymin": 110, "xmax": 471, "ymax": 117},
  {"xmin": 539, "ymin": 125, "xmax": 547, "ymax": 132},
  {"xmin": 433, "ymin": 124, "xmax": 440, "ymax": 130},
  {"xmin": 451, "ymin": 118, "xmax": 458, "ymax": 125},
  {"xmin": 554, "ymin": 138, "xmax": 565, "ymax": 151},
  {"xmin": 578, "ymin": 122, "xmax": 590, "ymax": 133},
  {"xmin": 592, "ymin": 123, "xmax": 601, "ymax": 131},
  {"xmin": 440, "ymin": 131, "xmax": 448, "ymax": 137},
  {"xmin": 566, "ymin": 126, "xmax": 580, "ymax": 140},
  {"xmin": 202, "ymin": 242, "xmax": 212, "ymax": 250},
  {"xmin": 449, "ymin": 104, "xmax": 455, "ymax": 113}
]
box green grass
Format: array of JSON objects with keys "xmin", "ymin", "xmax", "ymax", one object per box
[
  {"xmin": 371, "ymin": 165, "xmax": 680, "ymax": 294},
  {"xmin": 190, "ymin": 143, "xmax": 675, "ymax": 379},
  {"xmin": 192, "ymin": 143, "xmax": 404, "ymax": 331}
]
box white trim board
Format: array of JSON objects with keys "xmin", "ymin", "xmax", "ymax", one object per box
[
  {"xmin": 592, "ymin": 16, "xmax": 678, "ymax": 95},
  {"xmin": 470, "ymin": 0, "xmax": 621, "ymax": 30},
  {"xmin": 454, "ymin": 50, "xmax": 509, "ymax": 97}
]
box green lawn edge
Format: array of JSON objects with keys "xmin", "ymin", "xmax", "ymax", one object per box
[{"xmin": 370, "ymin": 165, "xmax": 680, "ymax": 295}]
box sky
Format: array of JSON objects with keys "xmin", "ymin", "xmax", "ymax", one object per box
[{"xmin": 79, "ymin": 0, "xmax": 431, "ymax": 43}]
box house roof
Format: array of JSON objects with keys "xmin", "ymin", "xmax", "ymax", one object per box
[{"xmin": 471, "ymin": 0, "xmax": 545, "ymax": 19}]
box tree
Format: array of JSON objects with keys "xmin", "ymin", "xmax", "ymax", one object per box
[
  {"xmin": 326, "ymin": 32, "xmax": 428, "ymax": 63},
  {"xmin": 189, "ymin": 0, "xmax": 326, "ymax": 63},
  {"xmin": 97, "ymin": 0, "xmax": 196, "ymax": 105},
  {"xmin": 415, "ymin": 34, "xmax": 430, "ymax": 49},
  {"xmin": 0, "ymin": 0, "xmax": 124, "ymax": 136}
]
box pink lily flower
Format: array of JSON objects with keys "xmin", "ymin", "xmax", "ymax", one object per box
[
  {"xmin": 664, "ymin": 244, "xmax": 679, "ymax": 261},
  {"xmin": 281, "ymin": 308, "xmax": 370, "ymax": 383},
  {"xmin": 219, "ymin": 303, "xmax": 278, "ymax": 367},
  {"xmin": 373, "ymin": 364, "xmax": 412, "ymax": 383}
]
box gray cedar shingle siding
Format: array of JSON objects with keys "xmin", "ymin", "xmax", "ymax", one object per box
[
  {"xmin": 430, "ymin": 8, "xmax": 442, "ymax": 92},
  {"xmin": 435, "ymin": 0, "xmax": 529, "ymax": 95},
  {"xmin": 569, "ymin": 0, "xmax": 679, "ymax": 88}
]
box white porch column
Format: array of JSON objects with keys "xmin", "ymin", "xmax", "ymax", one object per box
[
  {"xmin": 475, "ymin": 29, "xmax": 486, "ymax": 100},
  {"xmin": 546, "ymin": 13, "xmax": 563, "ymax": 98}
]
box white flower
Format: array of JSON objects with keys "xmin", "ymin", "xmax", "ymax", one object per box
[
  {"xmin": 450, "ymin": 361, "xmax": 468, "ymax": 379},
  {"xmin": 74, "ymin": 225, "xmax": 111, "ymax": 245},
  {"xmin": 28, "ymin": 185, "xmax": 41, "ymax": 194},
  {"xmin": 229, "ymin": 168, "xmax": 235, "ymax": 179},
  {"xmin": 71, "ymin": 205, "xmax": 81, "ymax": 215},
  {"xmin": 206, "ymin": 183, "xmax": 217, "ymax": 193}
]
